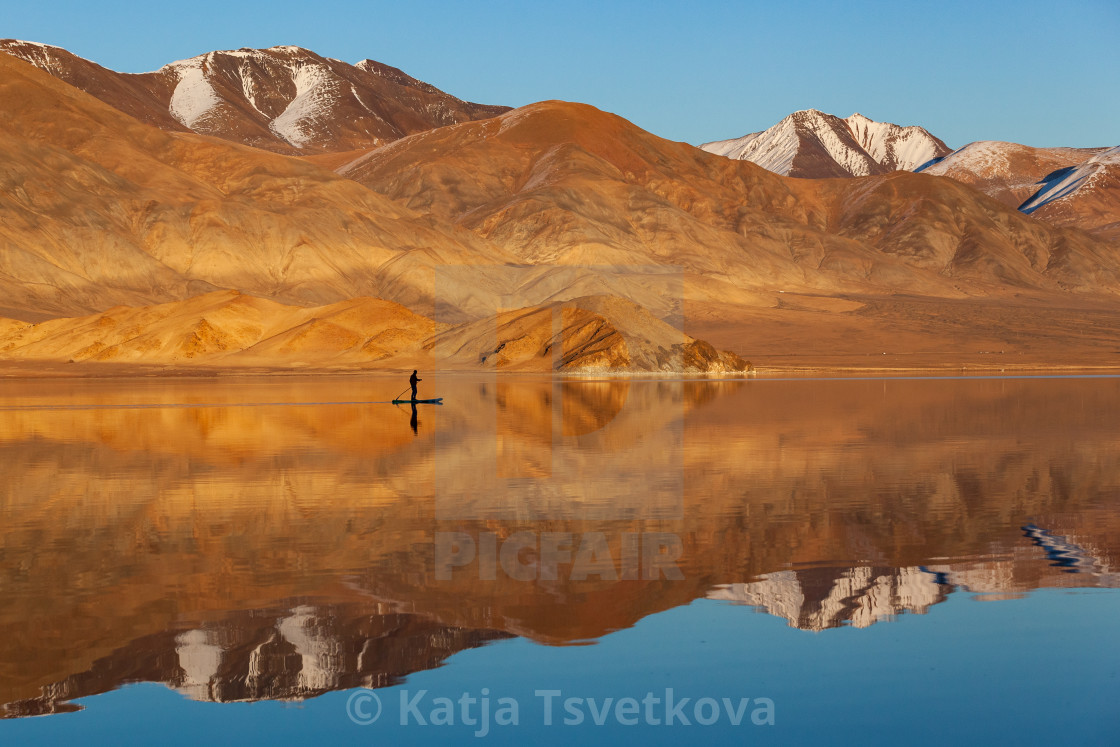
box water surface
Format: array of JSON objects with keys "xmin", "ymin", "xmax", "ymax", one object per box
[{"xmin": 0, "ymin": 375, "xmax": 1117, "ymax": 743}]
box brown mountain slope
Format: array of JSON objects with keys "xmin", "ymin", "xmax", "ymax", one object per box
[
  {"xmin": 424, "ymin": 294, "xmax": 749, "ymax": 372},
  {"xmin": 344, "ymin": 101, "xmax": 1120, "ymax": 300},
  {"xmin": 0, "ymin": 51, "xmax": 514, "ymax": 320},
  {"xmin": 0, "ymin": 291, "xmax": 437, "ymax": 366},
  {"xmin": 4, "ymin": 49, "xmax": 1120, "ymax": 370},
  {"xmin": 0, "ymin": 41, "xmax": 509, "ymax": 154}
]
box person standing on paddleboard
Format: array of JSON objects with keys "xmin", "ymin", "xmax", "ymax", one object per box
[{"xmin": 409, "ymin": 370, "xmax": 421, "ymax": 401}]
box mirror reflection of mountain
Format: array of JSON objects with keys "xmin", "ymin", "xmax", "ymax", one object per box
[
  {"xmin": 1, "ymin": 376, "xmax": 1118, "ymax": 716},
  {"xmin": 1, "ymin": 603, "xmax": 510, "ymax": 718}
]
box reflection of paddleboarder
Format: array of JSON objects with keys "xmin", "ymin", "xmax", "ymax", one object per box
[
  {"xmin": 410, "ymin": 402, "xmax": 418, "ymax": 435},
  {"xmin": 409, "ymin": 370, "xmax": 421, "ymax": 401}
]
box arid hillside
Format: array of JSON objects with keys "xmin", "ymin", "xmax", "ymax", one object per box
[
  {"xmin": 345, "ymin": 101, "xmax": 1120, "ymax": 300},
  {"xmin": 3, "ymin": 46, "xmax": 1120, "ymax": 372},
  {"xmin": 0, "ymin": 51, "xmax": 513, "ymax": 321}
]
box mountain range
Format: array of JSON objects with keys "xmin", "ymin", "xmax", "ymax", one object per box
[
  {"xmin": 1, "ymin": 42, "xmax": 1119, "ymax": 372},
  {"xmin": 703, "ymin": 108, "xmax": 1118, "ymax": 244}
]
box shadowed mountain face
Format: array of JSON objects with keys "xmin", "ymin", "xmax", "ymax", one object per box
[
  {"xmin": 1, "ymin": 376, "xmax": 1117, "ymax": 714},
  {"xmin": 0, "ymin": 41, "xmax": 509, "ymax": 154}
]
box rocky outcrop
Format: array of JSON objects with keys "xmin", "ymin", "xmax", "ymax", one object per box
[{"xmin": 0, "ymin": 291, "xmax": 750, "ymax": 374}]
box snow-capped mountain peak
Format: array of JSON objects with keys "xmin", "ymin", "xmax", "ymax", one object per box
[
  {"xmin": 701, "ymin": 110, "xmax": 951, "ymax": 178},
  {"xmin": 0, "ymin": 40, "xmax": 509, "ymax": 154}
]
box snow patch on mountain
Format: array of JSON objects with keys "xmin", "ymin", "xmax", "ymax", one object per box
[
  {"xmin": 1, "ymin": 39, "xmax": 94, "ymax": 75},
  {"xmin": 5, "ymin": 41, "xmax": 509, "ymax": 155},
  {"xmin": 175, "ymin": 628, "xmax": 223, "ymax": 700},
  {"xmin": 845, "ymin": 113, "xmax": 943, "ymax": 171},
  {"xmin": 277, "ymin": 605, "xmax": 342, "ymax": 691},
  {"xmin": 710, "ymin": 566, "xmax": 946, "ymax": 631},
  {"xmin": 269, "ymin": 63, "xmax": 334, "ymax": 148},
  {"xmin": 803, "ymin": 113, "xmax": 879, "ymax": 176},
  {"xmin": 917, "ymin": 140, "xmax": 1016, "ymax": 177},
  {"xmin": 845, "ymin": 113, "xmax": 892, "ymax": 161},
  {"xmin": 5, "ymin": 39, "xmax": 58, "ymax": 49},
  {"xmin": 1020, "ymin": 145, "xmax": 1120, "ymax": 213},
  {"xmin": 166, "ymin": 58, "xmax": 220, "ymax": 130},
  {"xmin": 921, "ymin": 141, "xmax": 1119, "ymax": 216},
  {"xmin": 703, "ymin": 116, "xmax": 799, "ymax": 174},
  {"xmin": 702, "ymin": 110, "xmax": 878, "ymax": 176}
]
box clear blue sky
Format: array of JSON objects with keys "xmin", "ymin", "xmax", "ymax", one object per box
[{"xmin": 5, "ymin": 0, "xmax": 1118, "ymax": 148}]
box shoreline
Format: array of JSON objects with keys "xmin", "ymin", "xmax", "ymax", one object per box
[{"xmin": 3, "ymin": 361, "xmax": 1120, "ymax": 381}]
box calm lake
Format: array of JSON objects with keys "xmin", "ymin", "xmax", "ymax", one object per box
[{"xmin": 0, "ymin": 375, "xmax": 1117, "ymax": 744}]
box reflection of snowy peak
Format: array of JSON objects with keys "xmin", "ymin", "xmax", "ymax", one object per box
[
  {"xmin": 168, "ymin": 605, "xmax": 508, "ymax": 703},
  {"xmin": 709, "ymin": 567, "xmax": 949, "ymax": 631},
  {"xmin": 710, "ymin": 534, "xmax": 1120, "ymax": 632},
  {"xmin": 700, "ymin": 110, "xmax": 950, "ymax": 178},
  {"xmin": 2, "ymin": 603, "xmax": 509, "ymax": 717},
  {"xmin": 0, "ymin": 40, "xmax": 509, "ymax": 154}
]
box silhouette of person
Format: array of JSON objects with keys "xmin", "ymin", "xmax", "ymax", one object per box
[
  {"xmin": 409, "ymin": 370, "xmax": 421, "ymax": 400},
  {"xmin": 410, "ymin": 402, "xmax": 418, "ymax": 435}
]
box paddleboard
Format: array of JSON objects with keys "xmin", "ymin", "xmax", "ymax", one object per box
[{"xmin": 392, "ymin": 398, "xmax": 444, "ymax": 405}]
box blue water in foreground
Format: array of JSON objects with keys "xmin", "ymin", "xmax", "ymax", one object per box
[{"xmin": 4, "ymin": 589, "xmax": 1117, "ymax": 745}]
